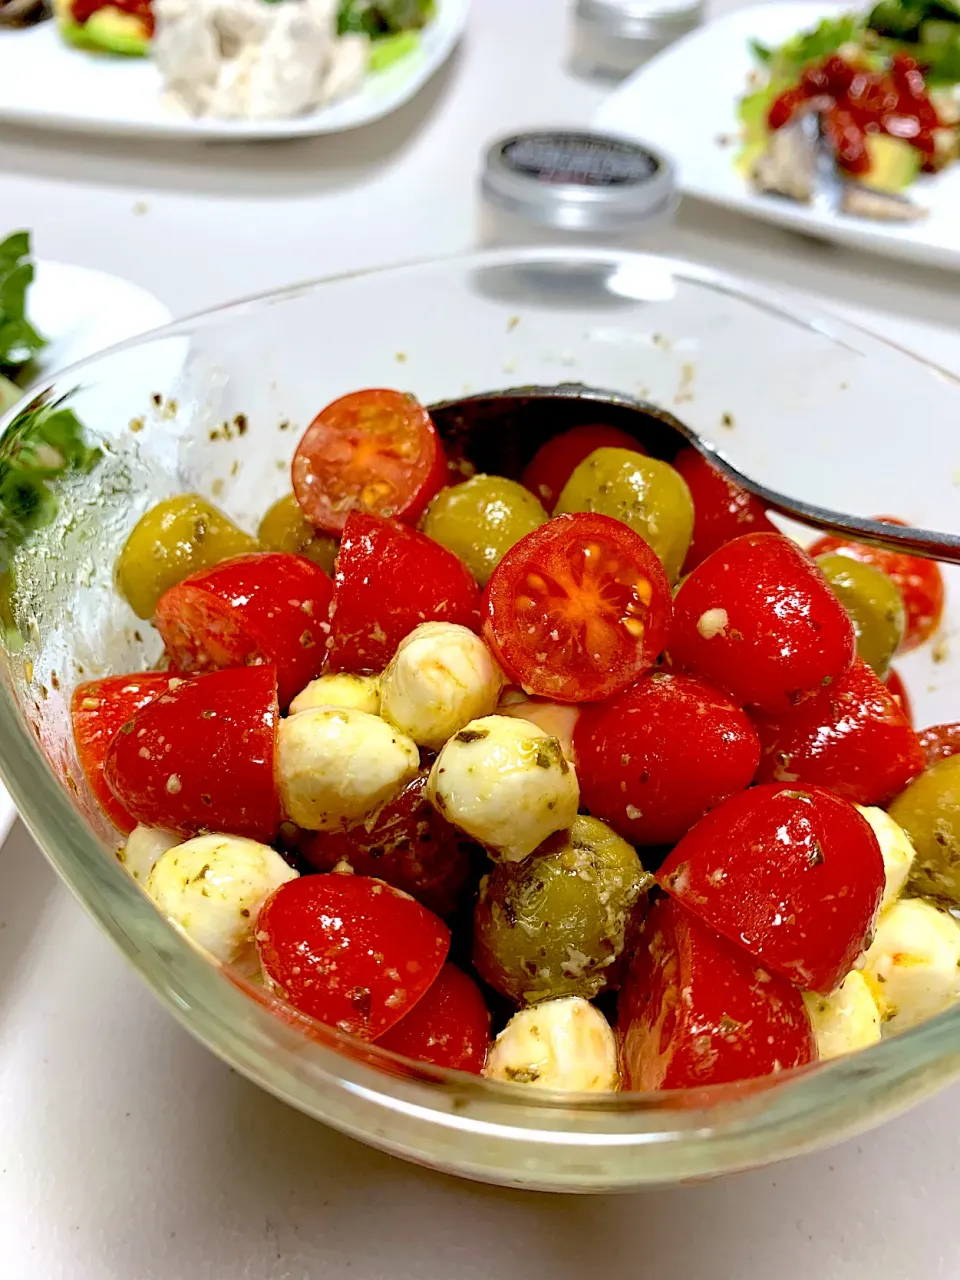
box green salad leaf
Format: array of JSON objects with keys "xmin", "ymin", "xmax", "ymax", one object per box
[
  {"xmin": 0, "ymin": 231, "xmax": 45, "ymax": 382},
  {"xmin": 751, "ymin": 14, "xmax": 866, "ymax": 78},
  {"xmin": 0, "ymin": 391, "xmax": 101, "ymax": 577},
  {"xmin": 337, "ymin": 0, "xmax": 435, "ymax": 37}
]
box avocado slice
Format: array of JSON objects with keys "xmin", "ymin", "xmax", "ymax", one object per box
[
  {"xmin": 859, "ymin": 134, "xmax": 921, "ymax": 193},
  {"xmin": 54, "ymin": 0, "xmax": 150, "ymax": 56}
]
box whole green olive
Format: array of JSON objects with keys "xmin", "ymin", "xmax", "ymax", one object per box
[
  {"xmin": 890, "ymin": 755, "xmax": 960, "ymax": 904},
  {"xmin": 473, "ymin": 814, "xmax": 652, "ymax": 1004},
  {"xmin": 422, "ymin": 475, "xmax": 548, "ymax": 585},
  {"xmin": 816, "ymin": 552, "xmax": 905, "ymax": 679},
  {"xmin": 554, "ymin": 447, "xmax": 694, "ymax": 583},
  {"xmin": 258, "ymin": 493, "xmax": 338, "ymax": 575},
  {"xmin": 116, "ymin": 494, "xmax": 257, "ymax": 620}
]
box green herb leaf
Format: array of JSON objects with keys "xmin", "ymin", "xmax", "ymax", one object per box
[
  {"xmin": 0, "ymin": 390, "xmax": 102, "ymax": 576},
  {"xmin": 0, "ymin": 230, "xmax": 45, "ymax": 379}
]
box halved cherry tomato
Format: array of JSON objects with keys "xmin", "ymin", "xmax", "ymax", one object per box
[
  {"xmin": 657, "ymin": 783, "xmax": 885, "ymax": 993},
  {"xmin": 668, "ymin": 533, "xmax": 855, "ymax": 715},
  {"xmin": 807, "ymin": 518, "xmax": 944, "ymax": 652},
  {"xmin": 326, "ymin": 511, "xmax": 480, "ymax": 673},
  {"xmin": 71, "ymin": 672, "xmax": 179, "ymax": 834},
  {"xmin": 670, "ymin": 447, "xmax": 777, "ymax": 573},
  {"xmin": 292, "ymin": 389, "xmax": 447, "ymax": 536},
  {"xmin": 573, "ymin": 670, "xmax": 759, "ymax": 845},
  {"xmin": 256, "ymin": 874, "xmax": 450, "ymax": 1040},
  {"xmin": 917, "ymin": 723, "xmax": 960, "ymax": 768},
  {"xmin": 618, "ymin": 897, "xmax": 816, "ymax": 1090},
  {"xmin": 103, "ymin": 665, "xmax": 281, "ymax": 841},
  {"xmin": 299, "ymin": 770, "xmax": 476, "ymax": 918},
  {"xmin": 155, "ymin": 552, "xmax": 333, "ymax": 708},
  {"xmin": 377, "ymin": 964, "xmax": 490, "ymax": 1073},
  {"xmin": 482, "ymin": 512, "xmax": 672, "ymax": 704},
  {"xmin": 885, "ymin": 667, "xmax": 912, "ymax": 726},
  {"xmin": 752, "ymin": 658, "xmax": 924, "ymax": 807},
  {"xmin": 521, "ymin": 424, "xmax": 646, "ymax": 513}
]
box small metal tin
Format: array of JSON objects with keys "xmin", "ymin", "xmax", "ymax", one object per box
[
  {"xmin": 572, "ymin": 0, "xmax": 703, "ymax": 79},
  {"xmin": 479, "ymin": 130, "xmax": 677, "ymax": 246}
]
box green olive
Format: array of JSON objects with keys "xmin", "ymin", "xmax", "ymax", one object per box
[
  {"xmin": 554, "ymin": 448, "xmax": 694, "ymax": 583},
  {"xmin": 116, "ymin": 494, "xmax": 257, "ymax": 620},
  {"xmin": 890, "ymin": 756, "xmax": 960, "ymax": 904},
  {"xmin": 258, "ymin": 493, "xmax": 338, "ymax": 576},
  {"xmin": 473, "ymin": 814, "xmax": 652, "ymax": 1004},
  {"xmin": 816, "ymin": 553, "xmax": 905, "ymax": 679},
  {"xmin": 422, "ymin": 475, "xmax": 548, "ymax": 585}
]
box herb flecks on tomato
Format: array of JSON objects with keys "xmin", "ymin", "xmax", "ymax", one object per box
[
  {"xmin": 482, "ymin": 512, "xmax": 672, "ymax": 704},
  {"xmin": 657, "ymin": 783, "xmax": 885, "ymax": 994},
  {"xmin": 71, "ymin": 672, "xmax": 180, "ymax": 834},
  {"xmin": 668, "ymin": 532, "xmax": 856, "ymax": 715},
  {"xmin": 257, "ymin": 874, "xmax": 450, "ymax": 1040},
  {"xmin": 326, "ymin": 511, "xmax": 480, "ymax": 673},
  {"xmin": 618, "ymin": 897, "xmax": 816, "ymax": 1089},
  {"xmin": 103, "ymin": 665, "xmax": 281, "ymax": 842},
  {"xmin": 752, "ymin": 657, "xmax": 924, "ymax": 807},
  {"xmin": 292, "ymin": 389, "xmax": 447, "ymax": 536},
  {"xmin": 155, "ymin": 551, "xmax": 333, "ymax": 709},
  {"xmin": 574, "ymin": 670, "xmax": 759, "ymax": 846}
]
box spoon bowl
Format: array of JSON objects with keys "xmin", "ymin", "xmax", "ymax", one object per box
[{"xmin": 430, "ymin": 383, "xmax": 960, "ymax": 566}]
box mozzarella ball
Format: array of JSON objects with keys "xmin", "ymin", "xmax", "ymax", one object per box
[
  {"xmin": 855, "ymin": 805, "xmax": 916, "ymax": 910},
  {"xmin": 121, "ymin": 824, "xmax": 180, "ymax": 884},
  {"xmin": 483, "ymin": 997, "xmax": 619, "ymax": 1092},
  {"xmin": 803, "ymin": 971, "xmax": 881, "ymax": 1060},
  {"xmin": 146, "ymin": 833, "xmax": 297, "ymax": 974},
  {"xmin": 427, "ymin": 715, "xmax": 579, "ymax": 862},
  {"xmin": 277, "ymin": 707, "xmax": 419, "ymax": 831},
  {"xmin": 497, "ymin": 689, "xmax": 579, "ymax": 764},
  {"xmin": 380, "ymin": 622, "xmax": 504, "ymax": 751},
  {"xmin": 860, "ymin": 897, "xmax": 960, "ymax": 1033},
  {"xmin": 289, "ymin": 672, "xmax": 381, "ymax": 717}
]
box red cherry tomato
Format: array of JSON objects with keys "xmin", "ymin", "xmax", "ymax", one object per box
[
  {"xmin": 670, "ymin": 447, "xmax": 777, "ymax": 573},
  {"xmin": 917, "ymin": 723, "xmax": 960, "ymax": 769},
  {"xmin": 657, "ymin": 783, "xmax": 885, "ymax": 993},
  {"xmin": 618, "ymin": 897, "xmax": 816, "ymax": 1090},
  {"xmin": 752, "ymin": 658, "xmax": 924, "ymax": 807},
  {"xmin": 291, "ymin": 389, "xmax": 447, "ymax": 536},
  {"xmin": 482, "ymin": 512, "xmax": 672, "ymax": 704},
  {"xmin": 155, "ymin": 552, "xmax": 333, "ymax": 709},
  {"xmin": 885, "ymin": 667, "xmax": 912, "ymax": 726},
  {"xmin": 103, "ymin": 665, "xmax": 281, "ymax": 841},
  {"xmin": 377, "ymin": 964, "xmax": 490, "ymax": 1073},
  {"xmin": 807, "ymin": 518, "xmax": 944, "ymax": 652},
  {"xmin": 71, "ymin": 672, "xmax": 179, "ymax": 834},
  {"xmin": 299, "ymin": 771, "xmax": 476, "ymax": 918},
  {"xmin": 326, "ymin": 511, "xmax": 481, "ymax": 673},
  {"xmin": 668, "ymin": 532, "xmax": 855, "ymax": 715},
  {"xmin": 257, "ymin": 874, "xmax": 450, "ymax": 1040},
  {"xmin": 521, "ymin": 425, "xmax": 646, "ymax": 512},
  {"xmin": 573, "ymin": 670, "xmax": 759, "ymax": 845}
]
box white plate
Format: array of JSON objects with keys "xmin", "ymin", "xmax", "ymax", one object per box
[
  {"xmin": 0, "ymin": 1, "xmax": 468, "ymax": 141},
  {"xmin": 594, "ymin": 2, "xmax": 960, "ymax": 270},
  {"xmin": 0, "ymin": 260, "xmax": 171, "ymax": 845}
]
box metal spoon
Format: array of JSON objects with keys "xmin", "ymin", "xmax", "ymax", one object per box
[{"xmin": 429, "ymin": 383, "xmax": 960, "ymax": 566}]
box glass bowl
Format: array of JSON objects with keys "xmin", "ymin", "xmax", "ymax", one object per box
[{"xmin": 2, "ymin": 247, "xmax": 959, "ymax": 1194}]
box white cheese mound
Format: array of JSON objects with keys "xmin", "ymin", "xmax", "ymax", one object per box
[{"xmin": 153, "ymin": 0, "xmax": 369, "ymax": 121}]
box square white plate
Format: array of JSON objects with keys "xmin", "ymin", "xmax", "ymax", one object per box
[
  {"xmin": 0, "ymin": 1, "xmax": 467, "ymax": 141},
  {"xmin": 0, "ymin": 260, "xmax": 171, "ymax": 845},
  {"xmin": 594, "ymin": 2, "xmax": 960, "ymax": 270}
]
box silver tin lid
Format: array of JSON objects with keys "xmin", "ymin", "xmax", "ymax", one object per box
[
  {"xmin": 480, "ymin": 130, "xmax": 677, "ymax": 234},
  {"xmin": 575, "ymin": 0, "xmax": 702, "ymax": 43}
]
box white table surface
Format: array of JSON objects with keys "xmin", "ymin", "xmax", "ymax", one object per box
[{"xmin": 2, "ymin": 1, "xmax": 959, "ymax": 1276}]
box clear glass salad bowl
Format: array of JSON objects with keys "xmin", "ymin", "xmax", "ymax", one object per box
[{"xmin": 2, "ymin": 247, "xmax": 959, "ymax": 1194}]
